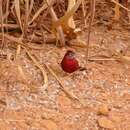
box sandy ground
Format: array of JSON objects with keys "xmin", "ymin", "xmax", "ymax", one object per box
[{"xmin": 0, "ymin": 26, "xmax": 130, "ymax": 130}]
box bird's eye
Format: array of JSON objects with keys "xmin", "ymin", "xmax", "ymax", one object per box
[{"xmin": 68, "ymin": 53, "xmax": 75, "ymax": 58}]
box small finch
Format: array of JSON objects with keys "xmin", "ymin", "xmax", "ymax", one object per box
[{"xmin": 61, "ymin": 50, "xmax": 79, "ymax": 73}]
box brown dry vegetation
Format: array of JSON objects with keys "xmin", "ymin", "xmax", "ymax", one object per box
[{"xmin": 0, "ymin": 0, "xmax": 130, "ymax": 130}]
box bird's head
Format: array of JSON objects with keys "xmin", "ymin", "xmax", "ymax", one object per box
[{"xmin": 65, "ymin": 50, "xmax": 76, "ymax": 59}]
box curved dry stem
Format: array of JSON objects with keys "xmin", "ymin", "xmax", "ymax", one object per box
[
  {"xmin": 25, "ymin": 48, "xmax": 48, "ymax": 86},
  {"xmin": 45, "ymin": 64, "xmax": 79, "ymax": 102},
  {"xmin": 67, "ymin": 0, "xmax": 76, "ymax": 29},
  {"xmin": 46, "ymin": 0, "xmax": 65, "ymax": 46}
]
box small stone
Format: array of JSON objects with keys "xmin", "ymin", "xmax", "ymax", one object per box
[
  {"xmin": 98, "ymin": 104, "xmax": 109, "ymax": 115},
  {"xmin": 123, "ymin": 93, "xmax": 130, "ymax": 100},
  {"xmin": 98, "ymin": 117, "xmax": 114, "ymax": 129},
  {"xmin": 41, "ymin": 120, "xmax": 58, "ymax": 130}
]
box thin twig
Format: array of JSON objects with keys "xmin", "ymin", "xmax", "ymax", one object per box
[
  {"xmin": 45, "ymin": 0, "xmax": 65, "ymax": 46},
  {"xmin": 25, "ymin": 48, "xmax": 48, "ymax": 85},
  {"xmin": 0, "ymin": 24, "xmax": 22, "ymax": 30},
  {"xmin": 5, "ymin": 0, "xmax": 9, "ymax": 33},
  {"xmin": 81, "ymin": 0, "xmax": 87, "ymax": 26},
  {"xmin": 86, "ymin": 0, "xmax": 95, "ymax": 64},
  {"xmin": 45, "ymin": 64, "xmax": 79, "ymax": 101},
  {"xmin": 88, "ymin": 58, "xmax": 116, "ymax": 61},
  {"xmin": 111, "ymin": 0, "xmax": 130, "ymax": 12},
  {"xmin": 0, "ymin": 0, "xmax": 5, "ymax": 49}
]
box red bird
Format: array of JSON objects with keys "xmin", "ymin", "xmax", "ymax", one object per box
[{"xmin": 61, "ymin": 50, "xmax": 79, "ymax": 73}]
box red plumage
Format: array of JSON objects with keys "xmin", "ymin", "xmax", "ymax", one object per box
[{"xmin": 61, "ymin": 50, "xmax": 79, "ymax": 73}]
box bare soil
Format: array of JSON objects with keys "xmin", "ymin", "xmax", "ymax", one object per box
[{"xmin": 0, "ymin": 25, "xmax": 130, "ymax": 130}]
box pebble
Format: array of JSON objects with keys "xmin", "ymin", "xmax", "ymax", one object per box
[
  {"xmin": 98, "ymin": 117, "xmax": 114, "ymax": 129},
  {"xmin": 98, "ymin": 104, "xmax": 109, "ymax": 115}
]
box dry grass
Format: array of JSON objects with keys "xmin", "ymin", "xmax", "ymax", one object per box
[{"xmin": 0, "ymin": 0, "xmax": 130, "ymax": 130}]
